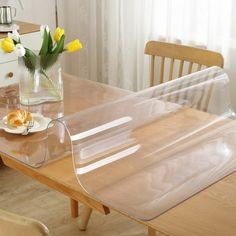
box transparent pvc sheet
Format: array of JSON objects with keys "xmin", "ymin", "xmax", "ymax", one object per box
[
  {"xmin": 46, "ymin": 67, "xmax": 236, "ymax": 220},
  {"xmin": 0, "ymin": 84, "xmax": 64, "ymax": 167},
  {"xmin": 0, "ymin": 74, "xmax": 127, "ymax": 167}
]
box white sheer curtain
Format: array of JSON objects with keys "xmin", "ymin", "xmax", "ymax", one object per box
[{"xmin": 59, "ymin": 0, "xmax": 236, "ymax": 106}]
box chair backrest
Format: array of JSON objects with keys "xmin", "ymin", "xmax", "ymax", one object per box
[
  {"xmin": 145, "ymin": 41, "xmax": 224, "ymax": 86},
  {"xmin": 0, "ymin": 209, "xmax": 51, "ymax": 236},
  {"xmin": 148, "ymin": 67, "xmax": 227, "ymax": 113}
]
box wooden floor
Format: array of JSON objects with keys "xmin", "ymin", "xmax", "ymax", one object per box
[{"xmin": 0, "ymin": 162, "xmax": 147, "ymax": 236}]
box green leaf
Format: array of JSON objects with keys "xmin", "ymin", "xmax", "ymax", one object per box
[
  {"xmin": 39, "ymin": 28, "xmax": 49, "ymax": 55},
  {"xmin": 52, "ymin": 35, "xmax": 65, "ymax": 54},
  {"xmin": 36, "ymin": 29, "xmax": 65, "ymax": 71},
  {"xmin": 22, "ymin": 48, "xmax": 37, "ymax": 74},
  {"xmin": 13, "ymin": 39, "xmax": 18, "ymax": 45},
  {"xmin": 40, "ymin": 53, "xmax": 59, "ymax": 71},
  {"xmin": 48, "ymin": 32, "xmax": 53, "ymax": 53}
]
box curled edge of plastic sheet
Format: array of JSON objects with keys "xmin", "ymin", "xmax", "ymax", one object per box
[{"xmin": 46, "ymin": 67, "xmax": 236, "ymax": 220}]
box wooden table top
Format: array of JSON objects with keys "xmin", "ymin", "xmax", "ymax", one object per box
[
  {"xmin": 1, "ymin": 75, "xmax": 236, "ymax": 236},
  {"xmin": 0, "ymin": 21, "xmax": 40, "ymax": 39},
  {"xmin": 1, "ymin": 73, "xmax": 131, "ymax": 214}
]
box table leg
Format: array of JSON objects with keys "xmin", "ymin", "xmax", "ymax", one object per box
[
  {"xmin": 79, "ymin": 206, "xmax": 93, "ymax": 231},
  {"xmin": 148, "ymin": 227, "xmax": 157, "ymax": 236},
  {"xmin": 70, "ymin": 198, "xmax": 79, "ymax": 218}
]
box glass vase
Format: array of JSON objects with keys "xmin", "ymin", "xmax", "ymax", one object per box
[{"xmin": 19, "ymin": 55, "xmax": 63, "ymax": 105}]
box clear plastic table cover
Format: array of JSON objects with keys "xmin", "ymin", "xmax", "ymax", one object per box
[
  {"xmin": 45, "ymin": 66, "xmax": 236, "ymax": 220},
  {"xmin": 1, "ymin": 67, "xmax": 236, "ymax": 221},
  {"xmin": 0, "ymin": 74, "xmax": 129, "ymax": 167}
]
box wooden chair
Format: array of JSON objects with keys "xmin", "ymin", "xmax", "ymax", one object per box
[
  {"xmin": 144, "ymin": 41, "xmax": 224, "ymax": 87},
  {"xmin": 0, "ymin": 208, "xmax": 51, "ymax": 236}
]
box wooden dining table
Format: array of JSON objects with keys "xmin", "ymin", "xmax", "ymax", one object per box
[{"xmin": 1, "ymin": 74, "xmax": 236, "ymax": 236}]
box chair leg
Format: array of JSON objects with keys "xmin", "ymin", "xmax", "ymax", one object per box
[
  {"xmin": 79, "ymin": 206, "xmax": 93, "ymax": 231},
  {"xmin": 70, "ymin": 198, "xmax": 79, "ymax": 218},
  {"xmin": 148, "ymin": 227, "xmax": 157, "ymax": 236}
]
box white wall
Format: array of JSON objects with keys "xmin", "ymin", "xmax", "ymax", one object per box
[{"xmin": 12, "ymin": 0, "xmax": 56, "ymax": 30}]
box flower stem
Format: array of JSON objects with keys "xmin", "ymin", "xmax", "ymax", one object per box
[{"xmin": 40, "ymin": 69, "xmax": 63, "ymax": 100}]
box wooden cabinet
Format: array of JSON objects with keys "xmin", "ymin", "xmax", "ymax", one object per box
[
  {"xmin": 0, "ymin": 60, "xmax": 18, "ymax": 86},
  {"xmin": 0, "ymin": 22, "xmax": 41, "ymax": 87}
]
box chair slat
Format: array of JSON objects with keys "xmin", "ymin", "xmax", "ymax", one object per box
[
  {"xmin": 178, "ymin": 60, "xmax": 184, "ymax": 77},
  {"xmin": 188, "ymin": 62, "xmax": 193, "ymax": 74},
  {"xmin": 160, "ymin": 57, "xmax": 165, "ymax": 84},
  {"xmin": 197, "ymin": 64, "xmax": 202, "ymax": 71},
  {"xmin": 201, "ymin": 74, "xmax": 215, "ymax": 111},
  {"xmin": 150, "ymin": 56, "xmax": 155, "ymax": 86},
  {"xmin": 169, "ymin": 58, "xmax": 175, "ymax": 81}
]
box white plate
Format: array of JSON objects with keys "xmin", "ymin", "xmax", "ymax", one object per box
[{"xmin": 0, "ymin": 113, "xmax": 51, "ymax": 134}]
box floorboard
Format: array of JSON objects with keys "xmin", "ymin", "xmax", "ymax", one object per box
[{"xmin": 0, "ymin": 163, "xmax": 147, "ymax": 236}]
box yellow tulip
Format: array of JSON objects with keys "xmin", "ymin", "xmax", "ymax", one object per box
[
  {"xmin": 54, "ymin": 27, "xmax": 65, "ymax": 42},
  {"xmin": 66, "ymin": 39, "xmax": 83, "ymax": 52},
  {"xmin": 1, "ymin": 37, "xmax": 15, "ymax": 53}
]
